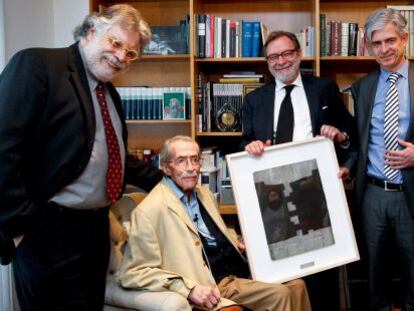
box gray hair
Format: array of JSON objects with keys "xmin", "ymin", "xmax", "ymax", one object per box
[
  {"xmin": 159, "ymin": 136, "xmax": 200, "ymax": 169},
  {"xmin": 73, "ymin": 4, "xmax": 151, "ymax": 52},
  {"xmin": 364, "ymin": 8, "xmax": 407, "ymax": 43}
]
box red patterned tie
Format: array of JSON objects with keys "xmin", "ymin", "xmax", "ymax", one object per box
[{"xmin": 96, "ymin": 83, "xmax": 123, "ymax": 205}]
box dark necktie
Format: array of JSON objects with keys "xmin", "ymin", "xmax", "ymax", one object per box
[
  {"xmin": 384, "ymin": 72, "xmax": 401, "ymax": 181},
  {"xmin": 275, "ymin": 84, "xmax": 295, "ymax": 144},
  {"xmin": 96, "ymin": 83, "xmax": 123, "ymax": 205}
]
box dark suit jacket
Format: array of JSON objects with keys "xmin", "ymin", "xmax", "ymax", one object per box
[
  {"xmin": 241, "ymin": 75, "xmax": 355, "ymax": 167},
  {"xmin": 351, "ymin": 61, "xmax": 414, "ymax": 214},
  {"xmin": 0, "ymin": 43, "xmax": 162, "ymax": 264}
]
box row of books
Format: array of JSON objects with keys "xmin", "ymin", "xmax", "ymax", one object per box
[
  {"xmin": 116, "ymin": 87, "xmax": 191, "ymax": 120},
  {"xmin": 194, "ymin": 14, "xmax": 268, "ymax": 58},
  {"xmin": 320, "ymin": 15, "xmax": 367, "ymax": 56},
  {"xmin": 200, "ymin": 147, "xmax": 234, "ymax": 204},
  {"xmin": 388, "ymin": 5, "xmax": 414, "ymax": 57}
]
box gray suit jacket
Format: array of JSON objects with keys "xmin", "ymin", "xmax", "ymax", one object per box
[{"xmin": 351, "ymin": 61, "xmax": 414, "ymax": 214}]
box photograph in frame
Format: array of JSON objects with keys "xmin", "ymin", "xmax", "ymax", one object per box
[
  {"xmin": 226, "ymin": 137, "xmax": 359, "ymax": 283},
  {"xmin": 163, "ymin": 92, "xmax": 186, "ymax": 120}
]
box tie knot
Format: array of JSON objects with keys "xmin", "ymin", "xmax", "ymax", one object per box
[
  {"xmin": 284, "ymin": 84, "xmax": 295, "ymax": 94},
  {"xmin": 388, "ymin": 72, "xmax": 400, "ymax": 84}
]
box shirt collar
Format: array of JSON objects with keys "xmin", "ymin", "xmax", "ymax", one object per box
[
  {"xmin": 275, "ymin": 73, "xmax": 303, "ymax": 92},
  {"xmin": 380, "ymin": 59, "xmax": 409, "ymax": 81},
  {"xmin": 164, "ymin": 176, "xmax": 197, "ymax": 204}
]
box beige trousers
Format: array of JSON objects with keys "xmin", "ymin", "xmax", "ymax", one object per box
[{"xmin": 217, "ymin": 277, "xmax": 311, "ymax": 311}]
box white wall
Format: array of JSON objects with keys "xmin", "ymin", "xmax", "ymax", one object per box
[
  {"xmin": 3, "ymin": 0, "xmax": 54, "ymax": 62},
  {"xmin": 0, "ymin": 0, "xmax": 5, "ymax": 70},
  {"xmin": 3, "ymin": 0, "xmax": 88, "ymax": 63},
  {"xmin": 53, "ymin": 0, "xmax": 88, "ymax": 47}
]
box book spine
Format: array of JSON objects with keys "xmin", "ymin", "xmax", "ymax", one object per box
[
  {"xmin": 230, "ymin": 22, "xmax": 236, "ymax": 57},
  {"xmin": 242, "ymin": 21, "xmax": 253, "ymax": 57},
  {"xmin": 198, "ymin": 14, "xmax": 206, "ymax": 58},
  {"xmin": 221, "ymin": 18, "xmax": 227, "ymax": 58},
  {"xmin": 251, "ymin": 21, "xmax": 261, "ymax": 57}
]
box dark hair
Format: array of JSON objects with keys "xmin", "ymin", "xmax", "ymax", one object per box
[{"xmin": 263, "ymin": 31, "xmax": 301, "ymax": 57}]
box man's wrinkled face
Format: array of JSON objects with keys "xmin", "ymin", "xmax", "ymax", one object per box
[
  {"xmin": 266, "ymin": 36, "xmax": 301, "ymax": 84},
  {"xmin": 83, "ymin": 24, "xmax": 140, "ymax": 82},
  {"xmin": 163, "ymin": 141, "xmax": 201, "ymax": 195}
]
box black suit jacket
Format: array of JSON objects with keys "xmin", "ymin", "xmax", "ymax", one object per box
[
  {"xmin": 0, "ymin": 43, "xmax": 162, "ymax": 263},
  {"xmin": 241, "ymin": 75, "xmax": 355, "ymax": 167},
  {"xmin": 351, "ymin": 61, "xmax": 414, "ymax": 215}
]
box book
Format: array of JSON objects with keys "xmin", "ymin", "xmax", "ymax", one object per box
[
  {"xmin": 242, "ymin": 21, "xmax": 253, "ymax": 57},
  {"xmin": 218, "ymin": 77, "xmax": 261, "ymax": 83},
  {"xmin": 251, "ymin": 21, "xmax": 261, "ymax": 57}
]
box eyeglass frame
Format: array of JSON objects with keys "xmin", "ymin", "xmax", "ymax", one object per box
[
  {"xmin": 265, "ymin": 48, "xmax": 299, "ymax": 63},
  {"xmin": 168, "ymin": 156, "xmax": 202, "ymax": 168},
  {"xmin": 107, "ymin": 35, "xmax": 140, "ymax": 61}
]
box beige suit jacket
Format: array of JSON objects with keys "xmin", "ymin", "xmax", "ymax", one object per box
[{"xmin": 119, "ymin": 180, "xmax": 241, "ymax": 309}]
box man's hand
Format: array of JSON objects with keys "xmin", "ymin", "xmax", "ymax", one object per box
[
  {"xmin": 188, "ymin": 285, "xmax": 220, "ymax": 309},
  {"xmin": 385, "ymin": 139, "xmax": 414, "ymax": 169},
  {"xmin": 245, "ymin": 139, "xmax": 271, "ymax": 156},
  {"xmin": 13, "ymin": 235, "xmax": 24, "ymax": 248},
  {"xmin": 320, "ymin": 125, "xmax": 346, "ymax": 143},
  {"xmin": 236, "ymin": 235, "xmax": 246, "ymax": 252},
  {"xmin": 338, "ymin": 167, "xmax": 350, "ymax": 180}
]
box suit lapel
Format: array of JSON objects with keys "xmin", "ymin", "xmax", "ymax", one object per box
[
  {"xmin": 360, "ymin": 72, "xmax": 379, "ymax": 153},
  {"xmin": 161, "ymin": 181, "xmax": 199, "ymax": 236},
  {"xmin": 263, "ymin": 82, "xmax": 276, "ymax": 140},
  {"xmin": 302, "ymin": 76, "xmax": 318, "ymax": 135},
  {"xmin": 67, "ymin": 43, "xmax": 95, "ymax": 145},
  {"xmin": 406, "ymin": 61, "xmax": 414, "ymax": 140}
]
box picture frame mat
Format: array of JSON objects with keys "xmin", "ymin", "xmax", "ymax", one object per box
[{"xmin": 226, "ymin": 137, "xmax": 359, "ymax": 283}]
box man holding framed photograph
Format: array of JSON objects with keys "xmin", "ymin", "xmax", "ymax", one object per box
[{"xmin": 240, "ymin": 30, "xmax": 356, "ymax": 310}]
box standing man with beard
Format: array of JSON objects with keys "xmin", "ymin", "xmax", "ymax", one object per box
[
  {"xmin": 241, "ymin": 30, "xmax": 355, "ymax": 310},
  {"xmin": 0, "ymin": 4, "xmax": 162, "ymax": 310}
]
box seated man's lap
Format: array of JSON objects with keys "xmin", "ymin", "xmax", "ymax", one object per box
[{"xmin": 217, "ymin": 277, "xmax": 309, "ymax": 311}]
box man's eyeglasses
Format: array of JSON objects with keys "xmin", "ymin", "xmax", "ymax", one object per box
[
  {"xmin": 266, "ymin": 49, "xmax": 298, "ymax": 63},
  {"xmin": 107, "ymin": 36, "xmax": 139, "ymax": 61},
  {"xmin": 169, "ymin": 156, "xmax": 201, "ymax": 168}
]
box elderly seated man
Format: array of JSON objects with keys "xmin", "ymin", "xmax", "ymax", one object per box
[{"xmin": 119, "ymin": 135, "xmax": 311, "ymax": 311}]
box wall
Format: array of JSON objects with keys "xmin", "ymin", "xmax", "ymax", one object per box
[
  {"xmin": 3, "ymin": 0, "xmax": 88, "ymax": 63},
  {"xmin": 53, "ymin": 0, "xmax": 89, "ymax": 47},
  {"xmin": 0, "ymin": 0, "xmax": 4, "ymax": 70}
]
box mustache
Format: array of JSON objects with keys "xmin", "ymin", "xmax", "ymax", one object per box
[
  {"xmin": 181, "ymin": 172, "xmax": 198, "ymax": 178},
  {"xmin": 103, "ymin": 53, "xmax": 126, "ymax": 70},
  {"xmin": 274, "ymin": 62, "xmax": 294, "ymax": 70}
]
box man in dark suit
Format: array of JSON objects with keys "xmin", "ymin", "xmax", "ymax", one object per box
[
  {"xmin": 351, "ymin": 8, "xmax": 414, "ymax": 310},
  {"xmin": 0, "ymin": 4, "xmax": 162, "ymax": 310},
  {"xmin": 241, "ymin": 31, "xmax": 355, "ymax": 310}
]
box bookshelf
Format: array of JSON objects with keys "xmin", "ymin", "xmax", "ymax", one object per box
[{"xmin": 90, "ymin": 0, "xmax": 413, "ymax": 215}]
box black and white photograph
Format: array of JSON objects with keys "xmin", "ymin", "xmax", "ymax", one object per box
[{"xmin": 254, "ymin": 159, "xmax": 334, "ymax": 261}]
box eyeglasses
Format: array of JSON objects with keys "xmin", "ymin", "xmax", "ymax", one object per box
[
  {"xmin": 107, "ymin": 36, "xmax": 139, "ymax": 61},
  {"xmin": 169, "ymin": 156, "xmax": 201, "ymax": 168},
  {"xmin": 266, "ymin": 49, "xmax": 298, "ymax": 63}
]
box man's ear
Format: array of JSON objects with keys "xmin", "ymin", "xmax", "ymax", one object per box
[{"xmin": 162, "ymin": 164, "xmax": 172, "ymax": 177}]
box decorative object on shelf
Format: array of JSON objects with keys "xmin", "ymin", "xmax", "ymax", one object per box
[
  {"xmin": 226, "ymin": 137, "xmax": 359, "ymax": 283},
  {"xmin": 216, "ymin": 102, "xmax": 240, "ymax": 132},
  {"xmin": 163, "ymin": 92, "xmax": 186, "ymax": 120},
  {"xmin": 144, "ymin": 17, "xmax": 189, "ymax": 55}
]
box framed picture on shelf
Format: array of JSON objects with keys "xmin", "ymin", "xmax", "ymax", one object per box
[
  {"xmin": 163, "ymin": 92, "xmax": 186, "ymax": 120},
  {"xmin": 243, "ymin": 83, "xmax": 264, "ymax": 96},
  {"xmin": 226, "ymin": 137, "xmax": 359, "ymax": 283}
]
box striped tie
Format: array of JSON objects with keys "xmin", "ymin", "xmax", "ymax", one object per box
[{"xmin": 384, "ymin": 72, "xmax": 400, "ymax": 181}]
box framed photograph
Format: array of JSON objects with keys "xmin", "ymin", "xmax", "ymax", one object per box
[
  {"xmin": 163, "ymin": 92, "xmax": 186, "ymax": 120},
  {"xmin": 243, "ymin": 83, "xmax": 264, "ymax": 96},
  {"xmin": 226, "ymin": 137, "xmax": 359, "ymax": 283}
]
